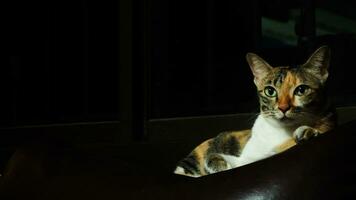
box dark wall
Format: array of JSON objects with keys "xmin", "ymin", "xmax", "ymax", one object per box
[
  {"xmin": 4, "ymin": 0, "xmax": 356, "ymax": 142},
  {"xmin": 5, "ymin": 2, "xmax": 119, "ymax": 127},
  {"xmin": 150, "ymin": 1, "xmax": 260, "ymax": 118}
]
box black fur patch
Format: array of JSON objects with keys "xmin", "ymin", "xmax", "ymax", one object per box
[
  {"xmin": 177, "ymin": 153, "xmax": 200, "ymax": 175},
  {"xmin": 273, "ymin": 69, "xmax": 287, "ymax": 86},
  {"xmin": 207, "ymin": 132, "xmax": 241, "ymax": 156}
]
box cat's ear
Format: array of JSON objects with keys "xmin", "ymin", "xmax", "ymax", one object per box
[
  {"xmin": 302, "ymin": 46, "xmax": 330, "ymax": 84},
  {"xmin": 246, "ymin": 53, "xmax": 273, "ymax": 85}
]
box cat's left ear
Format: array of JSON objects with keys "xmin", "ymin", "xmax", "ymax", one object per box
[
  {"xmin": 302, "ymin": 46, "xmax": 331, "ymax": 84},
  {"xmin": 246, "ymin": 53, "xmax": 273, "ymax": 86}
]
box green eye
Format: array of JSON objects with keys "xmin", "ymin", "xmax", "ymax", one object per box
[
  {"xmin": 264, "ymin": 86, "xmax": 277, "ymax": 97},
  {"xmin": 294, "ymin": 85, "xmax": 310, "ymax": 96}
]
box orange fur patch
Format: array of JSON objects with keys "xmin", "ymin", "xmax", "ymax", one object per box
[
  {"xmin": 193, "ymin": 139, "xmax": 213, "ymax": 175},
  {"xmin": 278, "ymin": 71, "xmax": 301, "ymax": 107},
  {"xmin": 274, "ymin": 138, "xmax": 296, "ymax": 153}
]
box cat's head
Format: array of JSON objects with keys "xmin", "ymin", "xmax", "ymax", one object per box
[{"xmin": 246, "ymin": 46, "xmax": 330, "ymax": 126}]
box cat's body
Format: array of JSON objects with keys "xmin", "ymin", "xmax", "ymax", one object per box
[{"xmin": 174, "ymin": 46, "xmax": 336, "ymax": 177}]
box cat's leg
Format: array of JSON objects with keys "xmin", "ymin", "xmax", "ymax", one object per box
[
  {"xmin": 274, "ymin": 138, "xmax": 296, "ymax": 153},
  {"xmin": 174, "ymin": 139, "xmax": 212, "ymax": 177},
  {"xmin": 204, "ymin": 153, "xmax": 233, "ymax": 174},
  {"xmin": 174, "ymin": 153, "xmax": 202, "ymax": 178},
  {"xmin": 274, "ymin": 126, "xmax": 322, "ymax": 153},
  {"xmin": 293, "ymin": 125, "xmax": 320, "ymax": 143},
  {"xmin": 203, "ymin": 131, "xmax": 250, "ymax": 174}
]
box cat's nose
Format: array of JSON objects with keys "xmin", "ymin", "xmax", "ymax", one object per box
[{"xmin": 278, "ymin": 104, "xmax": 290, "ymax": 113}]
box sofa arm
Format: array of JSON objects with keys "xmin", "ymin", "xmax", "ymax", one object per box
[{"xmin": 130, "ymin": 120, "xmax": 356, "ymax": 199}]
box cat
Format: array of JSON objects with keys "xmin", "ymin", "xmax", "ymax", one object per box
[{"xmin": 174, "ymin": 46, "xmax": 336, "ymax": 178}]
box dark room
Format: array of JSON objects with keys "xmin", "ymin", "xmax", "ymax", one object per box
[{"xmin": 3, "ymin": 0, "xmax": 356, "ymax": 199}]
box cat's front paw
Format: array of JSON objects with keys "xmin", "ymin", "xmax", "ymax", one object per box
[{"xmin": 293, "ymin": 126, "xmax": 319, "ymax": 143}]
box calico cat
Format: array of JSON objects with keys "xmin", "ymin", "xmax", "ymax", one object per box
[{"xmin": 174, "ymin": 46, "xmax": 336, "ymax": 177}]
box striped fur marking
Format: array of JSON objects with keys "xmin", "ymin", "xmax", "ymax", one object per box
[{"xmin": 175, "ymin": 153, "xmax": 201, "ymax": 176}]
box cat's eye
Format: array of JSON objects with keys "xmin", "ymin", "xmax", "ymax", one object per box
[
  {"xmin": 264, "ymin": 86, "xmax": 277, "ymax": 97},
  {"xmin": 294, "ymin": 85, "xmax": 310, "ymax": 96}
]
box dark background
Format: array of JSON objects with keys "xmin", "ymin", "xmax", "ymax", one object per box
[{"xmin": 4, "ymin": 0, "xmax": 356, "ymax": 145}]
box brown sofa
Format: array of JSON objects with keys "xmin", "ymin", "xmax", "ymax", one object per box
[{"xmin": 1, "ymin": 120, "xmax": 356, "ymax": 199}]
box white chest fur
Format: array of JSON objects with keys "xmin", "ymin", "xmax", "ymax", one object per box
[{"xmin": 228, "ymin": 115, "xmax": 295, "ymax": 168}]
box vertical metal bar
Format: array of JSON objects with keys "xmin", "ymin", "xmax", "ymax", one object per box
[
  {"xmin": 251, "ymin": 0, "xmax": 262, "ymax": 50},
  {"xmin": 297, "ymin": 0, "xmax": 316, "ymax": 55},
  {"xmin": 204, "ymin": 0, "xmax": 215, "ymax": 112},
  {"xmin": 142, "ymin": 0, "xmax": 151, "ymax": 140},
  {"xmin": 249, "ymin": 0, "xmax": 262, "ymax": 50},
  {"xmin": 10, "ymin": 56, "xmax": 21, "ymax": 127},
  {"xmin": 132, "ymin": 0, "xmax": 140, "ymax": 141},
  {"xmin": 82, "ymin": 0, "xmax": 90, "ymax": 119},
  {"xmin": 118, "ymin": 0, "xmax": 133, "ymax": 143},
  {"xmin": 132, "ymin": 0, "xmax": 150, "ymax": 141}
]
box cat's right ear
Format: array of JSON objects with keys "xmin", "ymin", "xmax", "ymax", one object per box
[
  {"xmin": 302, "ymin": 46, "xmax": 330, "ymax": 84},
  {"xmin": 246, "ymin": 53, "xmax": 273, "ymax": 85}
]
